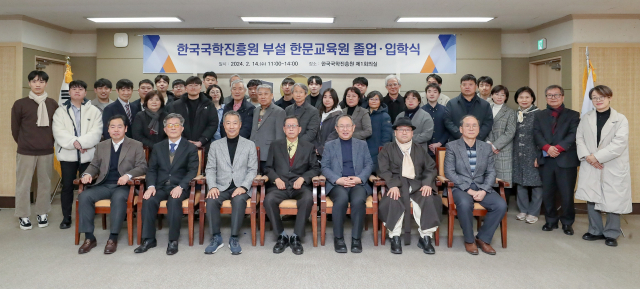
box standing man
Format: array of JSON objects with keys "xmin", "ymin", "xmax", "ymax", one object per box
[
  {"xmin": 171, "ymin": 79, "xmax": 186, "ymax": 99},
  {"xmin": 534, "ymin": 85, "xmax": 580, "ymax": 235},
  {"xmin": 426, "ymin": 74, "xmax": 450, "ymax": 105},
  {"xmin": 477, "ymin": 76, "xmax": 494, "ymax": 104},
  {"xmin": 203, "ymin": 71, "xmax": 218, "ymax": 90},
  {"xmin": 11, "ymin": 70, "xmax": 58, "ymax": 230},
  {"xmin": 77, "ymin": 115, "xmax": 147, "ymax": 254},
  {"xmin": 250, "ymin": 84, "xmax": 286, "ymax": 173},
  {"xmin": 247, "ymin": 79, "xmax": 262, "ymax": 107},
  {"xmin": 321, "ymin": 115, "xmax": 373, "ymax": 253},
  {"xmin": 135, "ymin": 113, "xmax": 199, "ymax": 255},
  {"xmin": 53, "ymin": 80, "xmax": 103, "ymax": 229},
  {"xmin": 382, "ymin": 74, "xmax": 405, "ymax": 123},
  {"xmin": 131, "ymin": 79, "xmax": 154, "ymax": 111},
  {"xmin": 220, "ymin": 79, "xmax": 254, "ymax": 139},
  {"xmin": 263, "ymin": 116, "xmax": 320, "ymax": 255},
  {"xmin": 155, "ymin": 75, "xmax": 175, "ymax": 105},
  {"xmin": 275, "ymin": 78, "xmax": 296, "ymax": 110},
  {"xmin": 305, "ymin": 76, "xmax": 323, "ymax": 110},
  {"xmin": 285, "ymin": 83, "xmax": 319, "ymax": 143},
  {"xmin": 378, "ymin": 117, "xmax": 442, "ymax": 255},
  {"xmin": 204, "ymin": 111, "xmax": 258, "ymax": 255},
  {"xmin": 101, "ymin": 79, "xmax": 142, "ymax": 139},
  {"xmin": 444, "ymin": 74, "xmax": 493, "ymax": 141},
  {"xmin": 225, "ymin": 74, "xmax": 248, "ymax": 103},
  {"xmin": 353, "ymin": 77, "xmax": 369, "ymax": 108},
  {"xmin": 92, "ymin": 78, "xmax": 113, "ymax": 113},
  {"xmin": 421, "ymin": 83, "xmax": 450, "ymax": 158}
]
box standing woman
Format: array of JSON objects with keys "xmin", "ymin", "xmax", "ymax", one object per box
[
  {"xmin": 342, "ymin": 87, "xmax": 372, "ymax": 140},
  {"xmin": 315, "ymin": 88, "xmax": 342, "ymax": 156},
  {"xmin": 511, "ymin": 87, "xmax": 543, "ymax": 224},
  {"xmin": 132, "ymin": 90, "xmax": 168, "ymax": 148},
  {"xmin": 396, "ymin": 90, "xmax": 433, "ymax": 153},
  {"xmin": 207, "ymin": 84, "xmax": 225, "ymax": 141},
  {"xmin": 486, "ymin": 85, "xmax": 516, "ymax": 200},
  {"xmin": 365, "ymin": 91, "xmax": 392, "ymax": 173},
  {"xmin": 575, "ymin": 85, "xmax": 630, "ymax": 247}
]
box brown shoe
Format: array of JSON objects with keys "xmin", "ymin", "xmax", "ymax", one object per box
[
  {"xmin": 78, "ymin": 239, "xmax": 97, "ymax": 254},
  {"xmin": 475, "ymin": 238, "xmax": 496, "ymax": 255},
  {"xmin": 104, "ymin": 239, "xmax": 118, "ymax": 254},
  {"xmin": 464, "ymin": 242, "xmax": 478, "ymax": 255}
]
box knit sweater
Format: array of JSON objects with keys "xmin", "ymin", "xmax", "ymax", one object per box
[{"xmin": 11, "ymin": 97, "xmax": 58, "ymax": 155}]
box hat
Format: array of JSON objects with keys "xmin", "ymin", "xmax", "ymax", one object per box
[{"xmin": 392, "ymin": 117, "xmax": 416, "ymax": 130}]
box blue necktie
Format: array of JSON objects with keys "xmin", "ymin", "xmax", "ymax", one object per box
[{"xmin": 170, "ymin": 143, "xmax": 176, "ymax": 153}]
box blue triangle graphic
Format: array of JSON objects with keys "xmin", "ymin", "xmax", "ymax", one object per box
[
  {"xmin": 144, "ymin": 35, "xmax": 161, "ymax": 50},
  {"xmin": 438, "ymin": 35, "xmax": 452, "ymax": 49},
  {"xmin": 160, "ymin": 67, "xmax": 165, "ymax": 73},
  {"xmin": 433, "ymin": 67, "xmax": 438, "ymax": 73}
]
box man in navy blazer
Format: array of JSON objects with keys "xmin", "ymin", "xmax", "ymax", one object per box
[
  {"xmin": 101, "ymin": 79, "xmax": 141, "ymax": 139},
  {"xmin": 321, "ymin": 115, "xmax": 373, "ymax": 254}
]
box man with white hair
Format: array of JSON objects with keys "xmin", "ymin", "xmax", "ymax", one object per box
[
  {"xmin": 225, "ymin": 74, "xmax": 249, "ymax": 103},
  {"xmin": 221, "ymin": 79, "xmax": 254, "ymax": 139},
  {"xmin": 382, "ymin": 74, "xmax": 405, "ymax": 123}
]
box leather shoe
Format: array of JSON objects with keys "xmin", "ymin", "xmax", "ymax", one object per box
[
  {"xmin": 582, "ymin": 232, "xmax": 605, "ymax": 241},
  {"xmin": 605, "ymin": 238, "xmax": 618, "ymax": 247},
  {"xmin": 351, "ymin": 238, "xmax": 362, "ymax": 253},
  {"xmin": 542, "ymin": 223, "xmax": 559, "ymax": 231},
  {"xmin": 104, "ymin": 239, "xmax": 118, "ymax": 254},
  {"xmin": 273, "ymin": 235, "xmax": 289, "ymax": 254},
  {"xmin": 390, "ymin": 236, "xmax": 402, "ymax": 254},
  {"xmin": 134, "ymin": 239, "xmax": 157, "ymax": 253},
  {"xmin": 334, "ymin": 237, "xmax": 347, "ymax": 253},
  {"xmin": 475, "ymin": 238, "xmax": 496, "ymax": 255},
  {"xmin": 78, "ymin": 239, "xmax": 97, "ymax": 254},
  {"xmin": 166, "ymin": 241, "xmax": 179, "ymax": 255},
  {"xmin": 464, "ymin": 242, "xmax": 478, "ymax": 255},
  {"xmin": 562, "ymin": 225, "xmax": 574, "ymax": 235},
  {"xmin": 59, "ymin": 217, "xmax": 71, "ymax": 229},
  {"xmin": 418, "ymin": 236, "xmax": 435, "ymax": 255},
  {"xmin": 290, "ymin": 235, "xmax": 303, "ymax": 255}
]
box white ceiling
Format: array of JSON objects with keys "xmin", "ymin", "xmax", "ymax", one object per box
[{"xmin": 2, "ymin": 0, "xmax": 640, "ymax": 31}]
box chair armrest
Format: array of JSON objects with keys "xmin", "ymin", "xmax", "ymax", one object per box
[
  {"xmin": 373, "ymin": 178, "xmax": 386, "ymax": 187},
  {"xmin": 190, "ymin": 175, "xmax": 205, "ymax": 186},
  {"xmin": 252, "ymin": 175, "xmax": 265, "ymax": 186},
  {"xmin": 313, "ymin": 175, "xmax": 326, "ymax": 187},
  {"xmin": 368, "ymin": 175, "xmax": 380, "ymax": 183},
  {"xmin": 128, "ymin": 175, "xmax": 145, "ymax": 186},
  {"xmin": 495, "ymin": 178, "xmax": 508, "ymax": 200},
  {"xmin": 495, "ymin": 178, "xmax": 510, "ymax": 187}
]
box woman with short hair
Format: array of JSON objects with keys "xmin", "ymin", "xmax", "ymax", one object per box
[
  {"xmin": 395, "ymin": 90, "xmax": 433, "ymax": 154},
  {"xmin": 365, "ymin": 91, "xmax": 392, "ymax": 173},
  {"xmin": 132, "ymin": 90, "xmax": 169, "ymax": 148},
  {"xmin": 486, "ymin": 85, "xmax": 516, "ymax": 201},
  {"xmin": 342, "ymin": 87, "xmax": 372, "ymax": 140}
]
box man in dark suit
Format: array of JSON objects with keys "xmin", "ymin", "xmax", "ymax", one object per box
[
  {"xmin": 533, "ymin": 85, "xmax": 580, "ymax": 235},
  {"xmin": 77, "ymin": 115, "xmax": 147, "ymax": 254},
  {"xmin": 378, "ymin": 117, "xmax": 442, "ymax": 255},
  {"xmin": 166, "ymin": 76, "xmax": 219, "ymax": 150},
  {"xmin": 134, "ymin": 113, "xmax": 199, "ymax": 255},
  {"xmin": 321, "ymin": 115, "xmax": 373, "ymax": 253},
  {"xmin": 444, "ymin": 74, "xmax": 493, "ymax": 141},
  {"xmin": 221, "ymin": 79, "xmax": 254, "ymax": 139},
  {"xmin": 250, "ymin": 84, "xmax": 286, "ymax": 173},
  {"xmin": 444, "ymin": 115, "xmax": 507, "ymax": 255},
  {"xmin": 101, "ymin": 79, "xmax": 142, "ymax": 139},
  {"xmin": 263, "ymin": 116, "xmax": 320, "ymax": 255},
  {"xmin": 284, "ymin": 83, "xmax": 320, "ymax": 143}
]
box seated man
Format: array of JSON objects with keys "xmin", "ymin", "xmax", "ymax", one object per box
[
  {"xmin": 204, "ymin": 111, "xmax": 258, "ymax": 255},
  {"xmin": 378, "ymin": 117, "xmax": 442, "ymax": 255},
  {"xmin": 444, "ymin": 115, "xmax": 507, "ymax": 255},
  {"xmin": 263, "ymin": 116, "xmax": 320, "ymax": 255},
  {"xmin": 77, "ymin": 115, "xmax": 147, "ymax": 254},
  {"xmin": 135, "ymin": 113, "xmax": 199, "ymax": 255},
  {"xmin": 321, "ymin": 115, "xmax": 373, "ymax": 253}
]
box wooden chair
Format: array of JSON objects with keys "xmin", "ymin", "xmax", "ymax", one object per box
[
  {"xmin": 319, "ymin": 175, "xmax": 380, "ymax": 246},
  {"xmin": 258, "ymin": 175, "xmax": 319, "ymax": 247},
  {"xmin": 136, "ymin": 147, "xmax": 205, "ymax": 246},
  {"xmin": 435, "ymin": 147, "xmax": 508, "ymax": 248},
  {"xmin": 198, "ymin": 147, "xmax": 263, "ymax": 246}
]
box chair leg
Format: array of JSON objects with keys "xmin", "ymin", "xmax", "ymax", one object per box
[
  {"xmin": 373, "ymin": 212, "xmax": 378, "ymax": 246},
  {"xmin": 381, "ymin": 222, "xmax": 386, "ymax": 245},
  {"xmin": 199, "ymin": 206, "xmax": 205, "ymax": 245},
  {"xmin": 127, "ymin": 210, "xmax": 133, "ymax": 246},
  {"xmin": 251, "ymin": 209, "xmax": 256, "ymax": 247},
  {"xmin": 365, "ymin": 216, "xmax": 369, "ymax": 231},
  {"xmin": 448, "ymin": 211, "xmax": 454, "ymax": 248},
  {"xmin": 102, "ymin": 214, "xmax": 107, "ymax": 230},
  {"xmin": 501, "ymin": 215, "xmax": 508, "ymax": 248},
  {"xmin": 75, "ymin": 200, "xmax": 80, "ymax": 245},
  {"xmin": 188, "ymin": 210, "xmax": 194, "ymax": 246},
  {"xmin": 320, "ymin": 211, "xmax": 326, "ymax": 246},
  {"xmin": 312, "ymin": 207, "xmax": 318, "ymax": 247},
  {"xmin": 260, "ymin": 209, "xmax": 266, "ymax": 246},
  {"xmin": 435, "ymin": 227, "xmax": 440, "ymax": 246}
]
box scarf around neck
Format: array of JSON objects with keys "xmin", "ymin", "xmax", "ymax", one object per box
[
  {"xmin": 29, "ymin": 91, "xmax": 50, "ymax": 127},
  {"xmin": 395, "ymin": 139, "xmax": 415, "ymax": 179},
  {"xmin": 145, "ymin": 109, "xmax": 161, "ymax": 134},
  {"xmin": 517, "ymin": 104, "xmax": 538, "ymax": 123}
]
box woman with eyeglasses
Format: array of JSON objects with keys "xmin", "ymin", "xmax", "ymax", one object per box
[
  {"xmin": 132, "ymin": 90, "xmax": 168, "ymax": 148},
  {"xmin": 485, "ymin": 85, "xmax": 516, "ymax": 206},
  {"xmin": 207, "ymin": 84, "xmax": 225, "ymax": 140},
  {"xmin": 365, "ymin": 91, "xmax": 392, "ymax": 173},
  {"xmin": 395, "ymin": 90, "xmax": 433, "ymax": 154},
  {"xmin": 342, "ymin": 87, "xmax": 372, "ymax": 140}
]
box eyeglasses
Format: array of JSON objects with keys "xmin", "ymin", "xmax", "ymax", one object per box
[
  {"xmin": 337, "ymin": 125, "xmax": 353, "ymax": 130},
  {"xmin": 387, "ymin": 83, "xmax": 400, "ymax": 87},
  {"xmin": 591, "ymin": 96, "xmax": 607, "ymax": 102},
  {"xmin": 396, "ymin": 128, "xmax": 412, "ymax": 133},
  {"xmin": 546, "ymin": 94, "xmax": 562, "ymax": 99},
  {"xmin": 284, "ymin": 124, "xmax": 299, "ymax": 129},
  {"xmin": 210, "ymin": 90, "xmax": 221, "ymax": 95},
  {"xmin": 166, "ymin": 124, "xmax": 182, "ymax": 128}
]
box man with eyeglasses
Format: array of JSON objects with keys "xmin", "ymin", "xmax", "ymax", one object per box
[
  {"xmin": 263, "ymin": 116, "xmax": 320, "ymax": 255},
  {"xmin": 533, "ymin": 85, "xmax": 580, "ymax": 235},
  {"xmin": 321, "ymin": 115, "xmax": 373, "ymax": 253}
]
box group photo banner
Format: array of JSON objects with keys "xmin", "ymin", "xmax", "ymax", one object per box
[{"xmin": 143, "ymin": 34, "xmax": 456, "ymax": 74}]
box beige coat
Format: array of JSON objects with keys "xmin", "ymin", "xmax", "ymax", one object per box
[{"xmin": 575, "ymin": 108, "xmax": 631, "ymax": 214}]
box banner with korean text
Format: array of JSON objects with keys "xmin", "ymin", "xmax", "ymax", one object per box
[{"xmin": 143, "ymin": 34, "xmax": 456, "ymax": 74}]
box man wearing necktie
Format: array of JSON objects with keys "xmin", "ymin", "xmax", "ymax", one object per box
[{"xmin": 101, "ymin": 79, "xmax": 142, "ymax": 139}]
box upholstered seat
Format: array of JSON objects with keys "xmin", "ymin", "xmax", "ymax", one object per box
[
  {"xmin": 95, "ymin": 198, "xmax": 138, "ymax": 207},
  {"xmin": 441, "ymin": 197, "xmax": 486, "ymax": 210}
]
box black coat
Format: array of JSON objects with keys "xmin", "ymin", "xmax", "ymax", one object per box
[
  {"xmin": 382, "ymin": 94, "xmax": 406, "ymax": 123},
  {"xmin": 101, "ymin": 99, "xmax": 142, "ymax": 139},
  {"xmin": 166, "ymin": 92, "xmax": 218, "ymax": 146},
  {"xmin": 220, "ymin": 98, "xmax": 254, "ymax": 139},
  {"xmin": 284, "ymin": 102, "xmax": 320, "ymax": 143},
  {"xmin": 533, "ymin": 105, "xmax": 580, "ymax": 168},
  {"xmin": 314, "ymin": 110, "xmax": 342, "ymax": 155},
  {"xmin": 264, "ymin": 138, "xmax": 320, "ymax": 191},
  {"xmin": 146, "ymin": 138, "xmax": 199, "ymax": 190},
  {"xmin": 132, "ymin": 110, "xmax": 168, "ymax": 148},
  {"xmin": 444, "ymin": 94, "xmax": 493, "ymax": 141}
]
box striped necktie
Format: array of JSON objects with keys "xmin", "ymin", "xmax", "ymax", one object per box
[{"xmin": 124, "ymin": 103, "xmax": 132, "ymax": 123}]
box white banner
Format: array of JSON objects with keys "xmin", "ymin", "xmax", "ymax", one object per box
[{"xmin": 143, "ymin": 34, "xmax": 456, "ymax": 74}]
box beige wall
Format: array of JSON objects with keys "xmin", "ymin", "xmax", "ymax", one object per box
[
  {"xmin": 0, "ymin": 43, "xmax": 22, "ymax": 199},
  {"xmin": 500, "ymin": 57, "xmax": 530, "ymax": 110},
  {"xmin": 530, "ymin": 49, "xmax": 573, "ymax": 109}
]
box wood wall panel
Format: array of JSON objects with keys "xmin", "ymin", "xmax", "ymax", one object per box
[{"xmin": 0, "ymin": 43, "xmax": 23, "ymax": 197}]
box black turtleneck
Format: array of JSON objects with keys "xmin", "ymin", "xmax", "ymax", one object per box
[
  {"xmin": 309, "ymin": 94, "xmax": 320, "ymax": 107},
  {"xmin": 346, "ymin": 106, "xmax": 356, "ymax": 116},
  {"xmin": 187, "ymin": 96, "xmax": 200, "ymax": 126},
  {"xmin": 596, "ymin": 108, "xmax": 611, "ymax": 145},
  {"xmin": 227, "ymin": 136, "xmax": 239, "ymax": 164},
  {"xmin": 405, "ymin": 106, "xmax": 420, "ymax": 119}
]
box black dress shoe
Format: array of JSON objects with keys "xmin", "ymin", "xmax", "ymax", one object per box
[
  {"xmin": 59, "ymin": 217, "xmax": 71, "ymax": 229},
  {"xmin": 418, "ymin": 236, "xmax": 435, "ymax": 255},
  {"xmin": 166, "ymin": 241, "xmax": 179, "ymax": 255},
  {"xmin": 562, "ymin": 225, "xmax": 574, "ymax": 235},
  {"xmin": 334, "ymin": 237, "xmax": 347, "ymax": 253},
  {"xmin": 351, "ymin": 238, "xmax": 362, "ymax": 253},
  {"xmin": 290, "ymin": 235, "xmax": 303, "ymax": 255},
  {"xmin": 605, "ymin": 238, "xmax": 618, "ymax": 247},
  {"xmin": 542, "ymin": 223, "xmax": 559, "ymax": 231},
  {"xmin": 273, "ymin": 235, "xmax": 289, "ymax": 254},
  {"xmin": 134, "ymin": 239, "xmax": 157, "ymax": 253},
  {"xmin": 390, "ymin": 236, "xmax": 402, "ymax": 254},
  {"xmin": 582, "ymin": 232, "xmax": 605, "ymax": 241}
]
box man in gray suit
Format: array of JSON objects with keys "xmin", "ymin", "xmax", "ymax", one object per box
[
  {"xmin": 444, "ymin": 115, "xmax": 507, "ymax": 255},
  {"xmin": 250, "ymin": 84, "xmax": 286, "ymax": 173},
  {"xmin": 77, "ymin": 115, "xmax": 147, "ymax": 254},
  {"xmin": 321, "ymin": 115, "xmax": 373, "ymax": 254},
  {"xmin": 204, "ymin": 111, "xmax": 258, "ymax": 255},
  {"xmin": 285, "ymin": 83, "xmax": 320, "ymax": 143}
]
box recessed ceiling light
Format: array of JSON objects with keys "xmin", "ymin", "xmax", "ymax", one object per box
[
  {"xmin": 397, "ymin": 17, "xmax": 494, "ymax": 23},
  {"xmin": 241, "ymin": 17, "xmax": 334, "ymax": 23},
  {"xmin": 86, "ymin": 17, "xmax": 183, "ymax": 23}
]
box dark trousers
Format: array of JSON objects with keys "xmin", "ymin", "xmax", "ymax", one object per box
[
  {"xmin": 264, "ymin": 186, "xmax": 313, "ymax": 238},
  {"xmin": 141, "ymin": 185, "xmax": 189, "ymax": 241},
  {"xmin": 60, "ymin": 161, "xmax": 90, "ymax": 218},
  {"xmin": 260, "ymin": 161, "xmax": 267, "ymax": 175},
  {"xmin": 539, "ymin": 158, "xmax": 577, "ymax": 226},
  {"xmin": 78, "ymin": 183, "xmax": 130, "ymax": 234},
  {"xmin": 328, "ymin": 185, "xmax": 367, "ymax": 239},
  {"xmin": 452, "ymin": 187, "xmax": 507, "ymax": 244},
  {"xmin": 206, "ymin": 187, "xmax": 250, "ymax": 236}
]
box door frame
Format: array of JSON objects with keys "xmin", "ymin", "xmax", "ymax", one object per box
[{"xmin": 529, "ymin": 56, "xmax": 562, "ymax": 107}]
